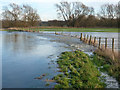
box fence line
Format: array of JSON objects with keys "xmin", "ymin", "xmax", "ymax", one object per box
[{"xmin": 80, "ymin": 33, "xmax": 116, "ymax": 52}]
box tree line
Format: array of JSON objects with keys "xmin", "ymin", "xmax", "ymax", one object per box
[
  {"xmin": 2, "ymin": 3, "xmax": 40, "ymax": 28},
  {"xmin": 55, "ymin": 1, "xmax": 120, "ymax": 28},
  {"xmin": 1, "ymin": 1, "xmax": 120, "ymax": 28}
]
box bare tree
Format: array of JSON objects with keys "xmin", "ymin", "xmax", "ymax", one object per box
[
  {"xmin": 55, "ymin": 1, "xmax": 95, "ymax": 27},
  {"xmin": 115, "ymin": 1, "xmax": 120, "ymax": 18},
  {"xmin": 2, "ymin": 3, "xmax": 40, "ymax": 27},
  {"xmin": 22, "ymin": 5, "xmax": 40, "ymax": 26},
  {"xmin": 55, "ymin": 2, "xmax": 72, "ymax": 21},
  {"xmin": 99, "ymin": 4, "xmax": 116, "ymax": 19},
  {"xmin": 2, "ymin": 3, "xmax": 22, "ymax": 21}
]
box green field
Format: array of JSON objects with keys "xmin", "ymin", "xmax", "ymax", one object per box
[
  {"xmin": 1, "ymin": 27, "xmax": 119, "ymax": 32},
  {"xmin": 28, "ymin": 27, "xmax": 119, "ymax": 32}
]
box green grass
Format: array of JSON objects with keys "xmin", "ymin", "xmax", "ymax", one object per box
[
  {"xmin": 31, "ymin": 28, "xmax": 119, "ymax": 32},
  {"xmin": 2, "ymin": 27, "xmax": 119, "ymax": 32},
  {"xmin": 91, "ymin": 54, "xmax": 120, "ymax": 84},
  {"xmin": 53, "ymin": 50, "xmax": 106, "ymax": 88}
]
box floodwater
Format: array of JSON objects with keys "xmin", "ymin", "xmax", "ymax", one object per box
[
  {"xmin": 2, "ymin": 31, "xmax": 72, "ymax": 88},
  {"xmin": 43, "ymin": 31, "xmax": 120, "ymax": 50},
  {"xmin": 1, "ymin": 31, "xmax": 119, "ymax": 88}
]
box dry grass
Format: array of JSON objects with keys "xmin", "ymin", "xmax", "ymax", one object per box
[
  {"xmin": 94, "ymin": 45, "xmax": 120, "ymax": 83},
  {"xmin": 94, "ymin": 45, "xmax": 120, "ymax": 64}
]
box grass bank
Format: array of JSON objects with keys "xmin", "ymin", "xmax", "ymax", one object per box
[{"xmin": 53, "ymin": 50, "xmax": 106, "ymax": 88}]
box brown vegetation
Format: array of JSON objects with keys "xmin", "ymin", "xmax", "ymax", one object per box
[{"xmin": 94, "ymin": 46, "xmax": 120, "ymax": 64}]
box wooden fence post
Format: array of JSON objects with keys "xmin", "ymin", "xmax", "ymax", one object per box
[
  {"xmin": 80, "ymin": 33, "xmax": 83, "ymax": 41},
  {"xmin": 87, "ymin": 35, "xmax": 89, "ymax": 40},
  {"xmin": 94, "ymin": 37, "xmax": 96, "ymax": 46},
  {"xmin": 105, "ymin": 38, "xmax": 107, "ymax": 49},
  {"xmin": 112, "ymin": 38, "xmax": 114, "ymax": 52},
  {"xmin": 84, "ymin": 34, "xmax": 86, "ymax": 42},
  {"xmin": 99, "ymin": 37, "xmax": 101, "ymax": 48},
  {"xmin": 86, "ymin": 35, "xmax": 89, "ymax": 43},
  {"xmin": 89, "ymin": 35, "xmax": 92, "ymax": 45}
]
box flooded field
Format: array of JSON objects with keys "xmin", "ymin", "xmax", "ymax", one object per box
[
  {"xmin": 42, "ymin": 31, "xmax": 120, "ymax": 51},
  {"xmin": 1, "ymin": 31, "xmax": 119, "ymax": 88}
]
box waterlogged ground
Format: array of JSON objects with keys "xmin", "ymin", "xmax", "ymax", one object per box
[{"xmin": 1, "ymin": 31, "xmax": 119, "ymax": 88}]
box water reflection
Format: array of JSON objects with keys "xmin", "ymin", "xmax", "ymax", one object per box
[
  {"xmin": 2, "ymin": 31, "xmax": 71, "ymax": 88},
  {"xmin": 3, "ymin": 32, "xmax": 33, "ymax": 53}
]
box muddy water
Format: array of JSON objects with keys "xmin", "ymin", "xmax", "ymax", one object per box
[{"xmin": 1, "ymin": 31, "xmax": 119, "ymax": 88}]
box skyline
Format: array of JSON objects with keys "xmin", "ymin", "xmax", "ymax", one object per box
[{"xmin": 0, "ymin": 0, "xmax": 119, "ymax": 21}]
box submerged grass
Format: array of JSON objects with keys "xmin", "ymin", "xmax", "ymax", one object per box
[{"xmin": 53, "ymin": 50, "xmax": 106, "ymax": 88}]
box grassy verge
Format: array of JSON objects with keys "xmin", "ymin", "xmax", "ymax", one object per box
[
  {"xmin": 91, "ymin": 53, "xmax": 120, "ymax": 84},
  {"xmin": 53, "ymin": 50, "xmax": 106, "ymax": 88}
]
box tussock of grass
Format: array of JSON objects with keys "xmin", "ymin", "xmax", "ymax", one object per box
[{"xmin": 53, "ymin": 50, "xmax": 106, "ymax": 88}]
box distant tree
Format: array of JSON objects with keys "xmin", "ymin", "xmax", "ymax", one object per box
[
  {"xmin": 115, "ymin": 1, "xmax": 120, "ymax": 28},
  {"xmin": 98, "ymin": 3, "xmax": 117, "ymax": 19},
  {"xmin": 2, "ymin": 3, "xmax": 22, "ymax": 21},
  {"xmin": 97, "ymin": 3, "xmax": 119, "ymax": 27},
  {"xmin": 74, "ymin": 15, "xmax": 87, "ymax": 27},
  {"xmin": 115, "ymin": 1, "xmax": 120, "ymax": 18},
  {"xmin": 55, "ymin": 1, "xmax": 95, "ymax": 27},
  {"xmin": 2, "ymin": 3, "xmax": 40, "ymax": 27},
  {"xmin": 22, "ymin": 5, "xmax": 40, "ymax": 26},
  {"xmin": 2, "ymin": 3, "xmax": 22, "ymax": 27}
]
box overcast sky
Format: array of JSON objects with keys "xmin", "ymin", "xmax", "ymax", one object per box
[{"xmin": 0, "ymin": 0, "xmax": 119, "ymax": 21}]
